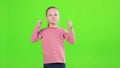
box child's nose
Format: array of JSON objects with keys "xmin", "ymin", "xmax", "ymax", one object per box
[{"xmin": 52, "ymin": 16, "xmax": 56, "ymax": 18}]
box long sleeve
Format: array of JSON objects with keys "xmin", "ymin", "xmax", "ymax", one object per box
[
  {"xmin": 63, "ymin": 27, "xmax": 75, "ymax": 44},
  {"xmin": 31, "ymin": 24, "xmax": 42, "ymax": 42}
]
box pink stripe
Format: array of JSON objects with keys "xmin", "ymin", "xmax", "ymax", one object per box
[{"xmin": 31, "ymin": 25, "xmax": 75, "ymax": 64}]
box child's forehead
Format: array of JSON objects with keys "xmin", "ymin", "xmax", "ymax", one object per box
[{"xmin": 47, "ymin": 8, "xmax": 59, "ymax": 13}]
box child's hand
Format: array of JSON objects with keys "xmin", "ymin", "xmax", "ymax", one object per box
[
  {"xmin": 37, "ymin": 20, "xmax": 42, "ymax": 26},
  {"xmin": 68, "ymin": 21, "xmax": 72, "ymax": 28}
]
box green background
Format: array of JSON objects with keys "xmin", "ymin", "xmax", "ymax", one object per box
[{"xmin": 0, "ymin": 0, "xmax": 120, "ymax": 68}]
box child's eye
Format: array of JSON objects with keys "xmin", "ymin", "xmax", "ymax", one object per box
[
  {"xmin": 54, "ymin": 14, "xmax": 57, "ymax": 16},
  {"xmin": 49, "ymin": 15, "xmax": 52, "ymax": 16}
]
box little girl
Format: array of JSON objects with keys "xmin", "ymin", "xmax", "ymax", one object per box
[{"xmin": 31, "ymin": 6, "xmax": 75, "ymax": 68}]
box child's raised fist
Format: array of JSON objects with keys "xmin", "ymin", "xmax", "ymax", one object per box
[
  {"xmin": 37, "ymin": 20, "xmax": 42, "ymax": 26},
  {"xmin": 68, "ymin": 21, "xmax": 72, "ymax": 28}
]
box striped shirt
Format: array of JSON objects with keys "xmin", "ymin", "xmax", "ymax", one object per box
[{"xmin": 31, "ymin": 24, "xmax": 75, "ymax": 64}]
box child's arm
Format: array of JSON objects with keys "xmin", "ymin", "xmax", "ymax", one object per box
[
  {"xmin": 31, "ymin": 20, "xmax": 42, "ymax": 42},
  {"xmin": 63, "ymin": 21, "xmax": 75, "ymax": 44}
]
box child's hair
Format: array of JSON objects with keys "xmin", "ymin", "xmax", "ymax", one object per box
[
  {"xmin": 46, "ymin": 6, "xmax": 59, "ymax": 27},
  {"xmin": 46, "ymin": 6, "xmax": 58, "ymax": 16}
]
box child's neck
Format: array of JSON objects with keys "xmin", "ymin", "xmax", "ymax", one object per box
[{"xmin": 49, "ymin": 23, "xmax": 58, "ymax": 28}]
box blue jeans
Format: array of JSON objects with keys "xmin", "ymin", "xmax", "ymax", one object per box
[{"xmin": 44, "ymin": 63, "xmax": 66, "ymax": 68}]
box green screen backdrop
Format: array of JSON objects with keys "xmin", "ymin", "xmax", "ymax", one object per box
[{"xmin": 0, "ymin": 0, "xmax": 120, "ymax": 68}]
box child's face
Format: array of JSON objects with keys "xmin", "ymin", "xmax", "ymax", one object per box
[{"xmin": 46, "ymin": 8, "xmax": 59, "ymax": 25}]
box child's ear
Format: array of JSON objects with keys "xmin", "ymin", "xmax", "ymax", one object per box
[
  {"xmin": 46, "ymin": 17, "xmax": 48, "ymax": 20},
  {"xmin": 58, "ymin": 15, "xmax": 60, "ymax": 19}
]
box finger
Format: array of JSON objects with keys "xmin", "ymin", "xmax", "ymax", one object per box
[
  {"xmin": 38, "ymin": 20, "xmax": 42, "ymax": 23},
  {"xmin": 68, "ymin": 21, "xmax": 72, "ymax": 26},
  {"xmin": 38, "ymin": 20, "xmax": 42, "ymax": 25}
]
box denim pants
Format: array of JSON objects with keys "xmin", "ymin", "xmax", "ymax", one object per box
[{"xmin": 44, "ymin": 63, "xmax": 66, "ymax": 68}]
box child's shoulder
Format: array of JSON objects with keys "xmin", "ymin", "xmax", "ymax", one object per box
[
  {"xmin": 40, "ymin": 27, "xmax": 67, "ymax": 32},
  {"xmin": 58, "ymin": 27, "xmax": 64, "ymax": 30},
  {"xmin": 58, "ymin": 27, "xmax": 67, "ymax": 32},
  {"xmin": 38, "ymin": 28, "xmax": 47, "ymax": 32}
]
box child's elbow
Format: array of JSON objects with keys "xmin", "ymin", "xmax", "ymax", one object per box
[
  {"xmin": 70, "ymin": 41, "xmax": 75, "ymax": 44},
  {"xmin": 31, "ymin": 38, "xmax": 37, "ymax": 43},
  {"xmin": 31, "ymin": 39, "xmax": 35, "ymax": 43},
  {"xmin": 69, "ymin": 40, "xmax": 75, "ymax": 44},
  {"xmin": 68, "ymin": 37, "xmax": 75, "ymax": 44}
]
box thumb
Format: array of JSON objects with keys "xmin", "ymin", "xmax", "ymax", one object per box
[
  {"xmin": 38, "ymin": 20, "xmax": 42, "ymax": 25},
  {"xmin": 68, "ymin": 21, "xmax": 72, "ymax": 27}
]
